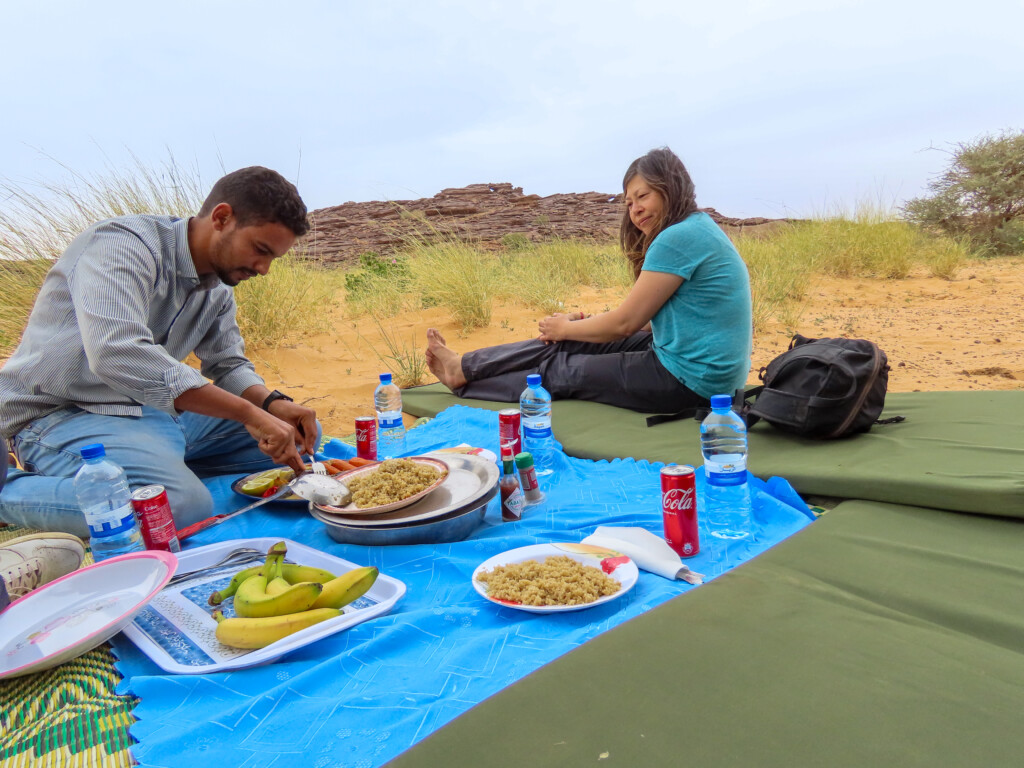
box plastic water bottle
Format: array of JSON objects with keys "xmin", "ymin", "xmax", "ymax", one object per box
[
  {"xmin": 73, "ymin": 443, "xmax": 145, "ymax": 560},
  {"xmin": 519, "ymin": 373, "xmax": 554, "ymax": 477},
  {"xmin": 700, "ymin": 394, "xmax": 753, "ymax": 540},
  {"xmin": 374, "ymin": 372, "xmax": 407, "ymax": 459}
]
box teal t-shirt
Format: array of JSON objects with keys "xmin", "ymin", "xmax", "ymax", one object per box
[{"xmin": 640, "ymin": 212, "xmax": 752, "ymax": 399}]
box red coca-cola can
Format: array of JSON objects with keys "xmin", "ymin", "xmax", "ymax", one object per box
[
  {"xmin": 355, "ymin": 415, "xmax": 377, "ymax": 460},
  {"xmin": 131, "ymin": 485, "xmax": 180, "ymax": 553},
  {"xmin": 660, "ymin": 465, "xmax": 699, "ymax": 557},
  {"xmin": 498, "ymin": 409, "xmax": 521, "ymax": 457}
]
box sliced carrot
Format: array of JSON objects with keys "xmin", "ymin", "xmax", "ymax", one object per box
[
  {"xmin": 328, "ymin": 458, "xmax": 354, "ymax": 472},
  {"xmin": 347, "ymin": 457, "xmax": 376, "ymax": 467},
  {"xmin": 323, "ymin": 463, "xmax": 343, "ymax": 475}
]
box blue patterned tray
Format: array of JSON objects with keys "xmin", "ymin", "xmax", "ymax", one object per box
[{"xmin": 122, "ymin": 537, "xmax": 406, "ymax": 674}]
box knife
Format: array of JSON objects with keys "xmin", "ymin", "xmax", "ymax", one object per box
[{"xmin": 176, "ymin": 482, "xmax": 297, "ymax": 541}]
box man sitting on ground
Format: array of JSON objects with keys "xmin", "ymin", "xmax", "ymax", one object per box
[{"xmin": 0, "ymin": 167, "xmax": 317, "ymax": 537}]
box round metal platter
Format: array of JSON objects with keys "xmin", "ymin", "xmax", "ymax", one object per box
[
  {"xmin": 312, "ymin": 453, "xmax": 498, "ymax": 527},
  {"xmin": 311, "ymin": 485, "xmax": 498, "ymax": 546}
]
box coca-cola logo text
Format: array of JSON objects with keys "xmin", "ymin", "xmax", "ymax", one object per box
[{"xmin": 662, "ymin": 487, "xmax": 695, "ymax": 512}]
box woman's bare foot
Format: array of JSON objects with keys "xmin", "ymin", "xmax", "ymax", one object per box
[{"xmin": 425, "ymin": 328, "xmax": 467, "ymax": 390}]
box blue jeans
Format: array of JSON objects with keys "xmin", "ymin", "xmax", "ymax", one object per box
[{"xmin": 0, "ymin": 407, "xmax": 290, "ymax": 537}]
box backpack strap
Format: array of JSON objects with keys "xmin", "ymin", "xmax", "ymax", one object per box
[
  {"xmin": 875, "ymin": 415, "xmax": 906, "ymax": 425},
  {"xmin": 747, "ymin": 387, "xmax": 858, "ymax": 431}
]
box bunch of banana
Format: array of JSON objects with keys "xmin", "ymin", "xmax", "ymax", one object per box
[{"xmin": 210, "ymin": 541, "xmax": 379, "ymax": 650}]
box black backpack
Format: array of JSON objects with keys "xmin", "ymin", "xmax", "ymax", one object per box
[
  {"xmin": 740, "ymin": 334, "xmax": 903, "ymax": 438},
  {"xmin": 646, "ymin": 334, "xmax": 904, "ymax": 438}
]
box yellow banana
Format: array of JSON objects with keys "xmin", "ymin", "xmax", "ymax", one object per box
[
  {"xmin": 213, "ymin": 608, "xmax": 341, "ymax": 649},
  {"xmin": 281, "ymin": 564, "xmax": 336, "ymax": 584},
  {"xmin": 208, "ymin": 565, "xmax": 262, "ymax": 606},
  {"xmin": 311, "ymin": 566, "xmax": 379, "ymax": 610},
  {"xmin": 234, "ymin": 574, "xmax": 323, "ymax": 618},
  {"xmin": 266, "ymin": 576, "xmax": 292, "ymax": 596},
  {"xmin": 208, "ymin": 541, "xmax": 290, "ymax": 606},
  {"xmin": 262, "ymin": 541, "xmax": 288, "ymax": 581}
]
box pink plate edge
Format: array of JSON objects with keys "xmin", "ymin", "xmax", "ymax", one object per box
[{"xmin": 0, "ymin": 549, "xmax": 178, "ymax": 679}]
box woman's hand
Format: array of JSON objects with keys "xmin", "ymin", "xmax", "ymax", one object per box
[
  {"xmin": 538, "ymin": 313, "xmax": 572, "ymax": 343},
  {"xmin": 537, "ymin": 272, "xmax": 683, "ymax": 344}
]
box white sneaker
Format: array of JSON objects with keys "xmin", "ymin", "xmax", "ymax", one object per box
[{"xmin": 0, "ymin": 533, "xmax": 86, "ymax": 598}]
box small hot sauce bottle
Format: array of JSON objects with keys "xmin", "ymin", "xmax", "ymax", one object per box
[{"xmin": 499, "ymin": 450, "xmax": 525, "ymax": 522}]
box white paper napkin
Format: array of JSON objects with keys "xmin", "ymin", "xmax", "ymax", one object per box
[{"xmin": 582, "ymin": 526, "xmax": 704, "ymax": 584}]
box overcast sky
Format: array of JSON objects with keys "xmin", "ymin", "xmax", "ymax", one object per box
[{"xmin": 2, "ymin": 0, "xmax": 1022, "ymax": 218}]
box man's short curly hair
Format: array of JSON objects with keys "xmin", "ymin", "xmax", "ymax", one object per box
[{"xmin": 198, "ymin": 166, "xmax": 309, "ymax": 237}]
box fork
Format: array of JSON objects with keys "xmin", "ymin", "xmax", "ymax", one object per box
[
  {"xmin": 166, "ymin": 547, "xmax": 266, "ymax": 586},
  {"xmin": 309, "ymin": 453, "xmax": 327, "ymax": 475}
]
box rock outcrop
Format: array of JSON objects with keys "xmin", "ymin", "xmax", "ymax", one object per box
[{"xmin": 302, "ymin": 183, "xmax": 788, "ymax": 265}]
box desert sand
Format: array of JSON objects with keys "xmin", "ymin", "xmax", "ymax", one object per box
[{"xmin": 254, "ymin": 257, "xmax": 1024, "ymax": 439}]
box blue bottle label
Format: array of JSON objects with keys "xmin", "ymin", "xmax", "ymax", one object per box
[
  {"xmin": 523, "ymin": 424, "xmax": 552, "ymax": 440},
  {"xmin": 378, "ymin": 415, "xmax": 403, "ymax": 430},
  {"xmin": 88, "ymin": 504, "xmax": 138, "ymax": 537}
]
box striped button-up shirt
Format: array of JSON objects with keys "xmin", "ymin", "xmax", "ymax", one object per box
[{"xmin": 0, "ymin": 215, "xmax": 264, "ymax": 439}]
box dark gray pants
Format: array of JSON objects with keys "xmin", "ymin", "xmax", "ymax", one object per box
[{"xmin": 455, "ymin": 332, "xmax": 707, "ymax": 413}]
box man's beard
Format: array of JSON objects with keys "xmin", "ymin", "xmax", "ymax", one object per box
[{"xmin": 217, "ymin": 268, "xmax": 250, "ymax": 287}]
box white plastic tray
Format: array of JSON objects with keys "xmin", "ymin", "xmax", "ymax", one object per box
[{"xmin": 122, "ymin": 537, "xmax": 405, "ymax": 674}]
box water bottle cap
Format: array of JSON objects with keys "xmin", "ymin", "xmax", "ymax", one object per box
[
  {"xmin": 379, "ymin": 373, "xmax": 392, "ymax": 384},
  {"xmin": 526, "ymin": 373, "xmax": 541, "ymax": 387},
  {"xmin": 80, "ymin": 443, "xmax": 105, "ymax": 460},
  {"xmin": 710, "ymin": 394, "xmax": 733, "ymax": 409}
]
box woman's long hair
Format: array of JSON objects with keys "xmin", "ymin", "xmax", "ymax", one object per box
[{"xmin": 619, "ymin": 147, "xmax": 698, "ymax": 280}]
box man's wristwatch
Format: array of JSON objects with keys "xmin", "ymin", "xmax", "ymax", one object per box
[{"xmin": 261, "ymin": 390, "xmax": 294, "ymax": 412}]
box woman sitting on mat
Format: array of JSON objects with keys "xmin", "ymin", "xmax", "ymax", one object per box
[{"xmin": 425, "ymin": 147, "xmax": 752, "ymax": 413}]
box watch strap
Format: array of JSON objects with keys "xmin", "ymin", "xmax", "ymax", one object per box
[{"xmin": 262, "ymin": 390, "xmax": 294, "ymax": 411}]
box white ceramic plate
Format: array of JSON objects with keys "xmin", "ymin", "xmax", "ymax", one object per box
[
  {"xmin": 315, "ymin": 456, "xmax": 450, "ymax": 517},
  {"xmin": 121, "ymin": 537, "xmax": 406, "ymax": 674},
  {"xmin": 312, "ymin": 453, "xmax": 498, "ymax": 528},
  {"xmin": 472, "ymin": 543, "xmax": 639, "ymax": 614},
  {"xmin": 429, "ymin": 445, "xmax": 498, "ymax": 464},
  {"xmin": 0, "ymin": 550, "xmax": 178, "ymax": 680}
]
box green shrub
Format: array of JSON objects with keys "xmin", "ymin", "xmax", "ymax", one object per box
[
  {"xmin": 406, "ymin": 239, "xmax": 497, "ymax": 329},
  {"xmin": 500, "ymin": 233, "xmax": 531, "ymax": 251},
  {"xmin": 344, "ymin": 251, "xmax": 411, "ymax": 294},
  {"xmin": 922, "ymin": 236, "xmax": 969, "ymax": 281},
  {"xmin": 735, "ymin": 207, "xmax": 975, "ymax": 330},
  {"xmin": 988, "ymin": 219, "xmax": 1024, "ymax": 255},
  {"xmin": 356, "ymin": 318, "xmax": 427, "ymax": 388},
  {"xmin": 902, "ymin": 129, "xmax": 1024, "ymax": 253},
  {"xmin": 342, "ymin": 251, "xmax": 411, "ymax": 318},
  {"xmin": 495, "ymin": 239, "xmax": 631, "ymax": 313},
  {"xmin": 0, "ymin": 258, "xmax": 52, "ymax": 354},
  {"xmin": 235, "ymin": 250, "xmax": 346, "ymax": 349}
]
